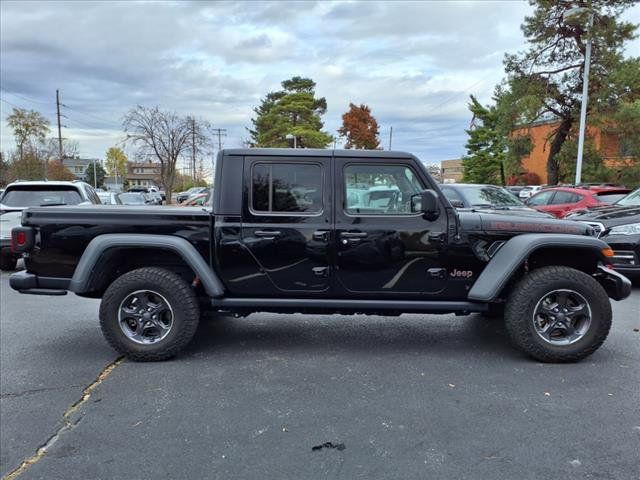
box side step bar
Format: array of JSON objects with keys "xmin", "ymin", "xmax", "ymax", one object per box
[{"xmin": 211, "ymin": 298, "xmax": 488, "ymax": 314}]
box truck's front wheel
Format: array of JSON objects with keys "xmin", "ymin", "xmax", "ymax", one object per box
[
  {"xmin": 99, "ymin": 267, "xmax": 200, "ymax": 361},
  {"xmin": 505, "ymin": 266, "xmax": 611, "ymax": 363}
]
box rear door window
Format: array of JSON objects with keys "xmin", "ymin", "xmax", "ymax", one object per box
[
  {"xmin": 550, "ymin": 191, "xmax": 581, "ymax": 204},
  {"xmin": 251, "ymin": 163, "xmax": 323, "ymax": 214}
]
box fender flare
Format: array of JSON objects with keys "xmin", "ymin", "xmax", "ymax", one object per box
[
  {"xmin": 68, "ymin": 234, "xmax": 225, "ymax": 298},
  {"xmin": 467, "ymin": 234, "xmax": 609, "ymax": 302}
]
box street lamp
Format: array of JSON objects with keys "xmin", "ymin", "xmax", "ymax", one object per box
[
  {"xmin": 563, "ymin": 6, "xmax": 594, "ymax": 185},
  {"xmin": 285, "ymin": 133, "xmax": 297, "ymax": 149}
]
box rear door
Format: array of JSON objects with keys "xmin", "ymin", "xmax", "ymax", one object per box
[
  {"xmin": 334, "ymin": 158, "xmax": 449, "ymax": 296},
  {"xmin": 240, "ymin": 156, "xmax": 332, "ymax": 293},
  {"xmin": 548, "ymin": 191, "xmax": 583, "ymax": 217},
  {"xmin": 526, "ymin": 190, "xmax": 556, "ymax": 215}
]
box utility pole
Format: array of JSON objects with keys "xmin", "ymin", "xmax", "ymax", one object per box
[
  {"xmin": 191, "ymin": 117, "xmax": 196, "ymax": 181},
  {"xmin": 388, "ymin": 126, "xmax": 393, "ymax": 151},
  {"xmin": 210, "ymin": 128, "xmax": 227, "ymax": 183},
  {"xmin": 53, "ymin": 89, "xmax": 64, "ymax": 179}
]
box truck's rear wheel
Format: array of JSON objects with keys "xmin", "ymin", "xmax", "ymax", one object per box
[
  {"xmin": 99, "ymin": 267, "xmax": 200, "ymax": 361},
  {"xmin": 504, "ymin": 266, "xmax": 611, "ymax": 363}
]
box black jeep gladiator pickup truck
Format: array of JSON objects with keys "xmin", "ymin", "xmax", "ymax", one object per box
[{"xmin": 9, "ymin": 149, "xmax": 631, "ymax": 362}]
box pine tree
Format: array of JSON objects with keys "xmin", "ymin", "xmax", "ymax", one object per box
[
  {"xmin": 249, "ymin": 76, "xmax": 333, "ymax": 148},
  {"xmin": 462, "ymin": 95, "xmax": 506, "ymax": 185}
]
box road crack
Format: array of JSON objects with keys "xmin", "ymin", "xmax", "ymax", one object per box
[
  {"xmin": 2, "ymin": 356, "xmax": 124, "ymax": 480},
  {"xmin": 1, "ymin": 385, "xmax": 83, "ymax": 399}
]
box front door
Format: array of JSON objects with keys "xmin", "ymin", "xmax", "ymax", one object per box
[
  {"xmin": 334, "ymin": 159, "xmax": 449, "ymax": 296},
  {"xmin": 240, "ymin": 156, "xmax": 332, "ymax": 293}
]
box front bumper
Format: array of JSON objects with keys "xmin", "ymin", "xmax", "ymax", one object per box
[
  {"xmin": 602, "ymin": 234, "xmax": 640, "ymax": 278},
  {"xmin": 9, "ymin": 270, "xmax": 69, "ymax": 295},
  {"xmin": 595, "ymin": 265, "xmax": 632, "ymax": 301}
]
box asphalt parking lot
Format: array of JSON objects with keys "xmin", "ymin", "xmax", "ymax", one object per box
[{"xmin": 1, "ymin": 270, "xmax": 639, "ymax": 480}]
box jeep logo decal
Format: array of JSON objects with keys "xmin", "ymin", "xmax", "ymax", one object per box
[{"xmin": 450, "ymin": 269, "xmax": 473, "ymax": 278}]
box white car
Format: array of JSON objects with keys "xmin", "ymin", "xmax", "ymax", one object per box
[
  {"xmin": 0, "ymin": 180, "xmax": 100, "ymax": 270},
  {"xmin": 519, "ymin": 185, "xmax": 544, "ymax": 199}
]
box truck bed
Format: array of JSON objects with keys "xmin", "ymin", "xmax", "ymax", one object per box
[{"xmin": 22, "ymin": 205, "xmax": 211, "ymax": 278}]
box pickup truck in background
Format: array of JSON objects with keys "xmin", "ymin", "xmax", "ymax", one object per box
[{"xmin": 9, "ymin": 149, "xmax": 631, "ymax": 362}]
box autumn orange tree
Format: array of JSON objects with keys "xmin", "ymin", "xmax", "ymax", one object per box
[
  {"xmin": 46, "ymin": 160, "xmax": 76, "ymax": 181},
  {"xmin": 338, "ymin": 103, "xmax": 381, "ymax": 150}
]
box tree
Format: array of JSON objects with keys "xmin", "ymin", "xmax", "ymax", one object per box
[
  {"xmin": 249, "ymin": 76, "xmax": 333, "ymax": 148},
  {"xmin": 85, "ymin": 161, "xmax": 106, "ymax": 188},
  {"xmin": 338, "ymin": 103, "xmax": 381, "ymax": 149},
  {"xmin": 46, "ymin": 160, "xmax": 76, "ymax": 181},
  {"xmin": 503, "ymin": 0, "xmax": 638, "ymax": 184},
  {"xmin": 6, "ymin": 108, "xmax": 50, "ymax": 162},
  {"xmin": 462, "ymin": 95, "xmax": 507, "ymax": 185},
  {"xmin": 104, "ymin": 147, "xmax": 128, "ymax": 179},
  {"xmin": 123, "ymin": 106, "xmax": 193, "ymax": 201}
]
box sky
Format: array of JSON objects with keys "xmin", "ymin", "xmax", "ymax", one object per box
[{"xmin": 1, "ymin": 0, "xmax": 639, "ymax": 168}]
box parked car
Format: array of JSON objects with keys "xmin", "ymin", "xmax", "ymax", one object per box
[
  {"xmin": 566, "ymin": 188, "xmax": 640, "ymax": 280},
  {"xmin": 118, "ymin": 192, "xmax": 153, "ymax": 206},
  {"xmin": 519, "ymin": 185, "xmax": 544, "ymax": 199},
  {"xmin": 0, "ymin": 180, "xmax": 101, "ymax": 270},
  {"xmin": 525, "ymin": 186, "xmax": 632, "ymax": 218},
  {"xmin": 440, "ymin": 184, "xmax": 553, "ymax": 218},
  {"xmin": 97, "ymin": 191, "xmax": 123, "ymax": 205},
  {"xmin": 8, "ymin": 148, "xmax": 631, "ymax": 363},
  {"xmin": 176, "ymin": 187, "xmax": 208, "ymax": 204},
  {"xmin": 182, "ymin": 192, "xmax": 210, "ymax": 207},
  {"xmin": 506, "ymin": 186, "xmax": 526, "ymax": 197}
]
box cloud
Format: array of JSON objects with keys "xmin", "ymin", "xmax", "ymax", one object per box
[{"xmin": 1, "ymin": 0, "xmax": 638, "ymax": 165}]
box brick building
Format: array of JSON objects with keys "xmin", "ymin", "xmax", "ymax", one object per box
[
  {"xmin": 440, "ymin": 159, "xmax": 464, "ymax": 183},
  {"xmin": 513, "ymin": 120, "xmax": 634, "ymax": 184}
]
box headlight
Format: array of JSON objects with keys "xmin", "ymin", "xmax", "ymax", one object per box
[{"xmin": 608, "ymin": 223, "xmax": 640, "ymax": 236}]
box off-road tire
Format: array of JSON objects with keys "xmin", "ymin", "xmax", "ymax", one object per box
[
  {"xmin": 100, "ymin": 267, "xmax": 200, "ymax": 361},
  {"xmin": 0, "ymin": 253, "xmax": 18, "ymax": 271},
  {"xmin": 504, "ymin": 266, "xmax": 611, "ymax": 363}
]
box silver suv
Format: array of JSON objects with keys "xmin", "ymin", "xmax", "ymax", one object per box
[{"xmin": 0, "ymin": 180, "xmax": 101, "ymax": 271}]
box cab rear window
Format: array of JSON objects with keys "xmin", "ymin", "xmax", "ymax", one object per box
[{"xmin": 1, "ymin": 187, "xmax": 83, "ymax": 207}]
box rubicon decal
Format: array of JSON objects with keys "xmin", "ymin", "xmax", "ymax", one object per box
[{"xmin": 488, "ymin": 221, "xmax": 585, "ymax": 234}]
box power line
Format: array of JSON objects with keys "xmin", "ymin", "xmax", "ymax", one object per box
[
  {"xmin": 0, "ymin": 88, "xmax": 51, "ymax": 106},
  {"xmin": 63, "ymin": 104, "xmax": 121, "ymax": 129}
]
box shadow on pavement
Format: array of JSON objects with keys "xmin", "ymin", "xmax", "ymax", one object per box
[{"xmin": 186, "ymin": 313, "xmax": 519, "ymax": 360}]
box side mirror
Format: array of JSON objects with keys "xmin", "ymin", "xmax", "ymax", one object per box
[{"xmin": 411, "ymin": 189, "xmax": 440, "ymax": 220}]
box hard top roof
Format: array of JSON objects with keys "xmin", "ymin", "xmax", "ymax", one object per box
[{"xmin": 222, "ymin": 148, "xmax": 415, "ymax": 159}]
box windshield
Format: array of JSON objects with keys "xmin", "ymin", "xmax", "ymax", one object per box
[
  {"xmin": 118, "ymin": 193, "xmax": 146, "ymax": 204},
  {"xmin": 615, "ymin": 188, "xmax": 640, "ymax": 206},
  {"xmin": 1, "ymin": 187, "xmax": 83, "ymax": 207},
  {"xmin": 459, "ymin": 186, "xmax": 524, "ymax": 207}
]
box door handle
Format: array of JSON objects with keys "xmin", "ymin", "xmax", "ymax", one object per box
[
  {"xmin": 313, "ymin": 230, "xmax": 330, "ymax": 242},
  {"xmin": 312, "ymin": 266, "xmax": 329, "ymax": 277},
  {"xmin": 254, "ymin": 230, "xmax": 281, "ymax": 238},
  {"xmin": 340, "ymin": 232, "xmax": 368, "ymax": 238}
]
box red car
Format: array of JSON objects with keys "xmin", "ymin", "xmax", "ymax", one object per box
[{"xmin": 525, "ymin": 186, "xmax": 631, "ymax": 218}]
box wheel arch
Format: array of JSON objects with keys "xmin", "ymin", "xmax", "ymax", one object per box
[
  {"xmin": 68, "ymin": 234, "xmax": 224, "ymax": 298},
  {"xmin": 467, "ymin": 234, "xmax": 610, "ymax": 302}
]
